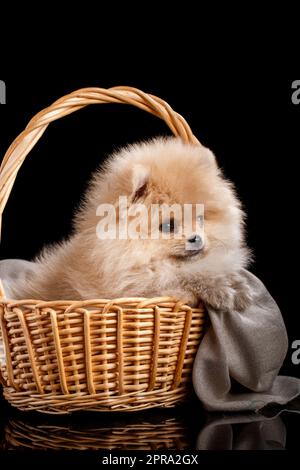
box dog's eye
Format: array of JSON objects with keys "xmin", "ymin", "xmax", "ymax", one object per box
[{"xmin": 159, "ymin": 219, "xmax": 176, "ymax": 233}]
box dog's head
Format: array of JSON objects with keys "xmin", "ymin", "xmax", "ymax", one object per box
[{"xmin": 76, "ymin": 137, "xmax": 248, "ymax": 270}]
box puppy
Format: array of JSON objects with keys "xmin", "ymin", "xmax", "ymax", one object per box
[{"xmin": 2, "ymin": 137, "xmax": 252, "ymax": 310}]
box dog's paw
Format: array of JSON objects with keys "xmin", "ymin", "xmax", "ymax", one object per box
[
  {"xmin": 196, "ymin": 276, "xmax": 236, "ymax": 311},
  {"xmin": 230, "ymin": 274, "xmax": 253, "ymax": 311},
  {"xmin": 192, "ymin": 272, "xmax": 253, "ymax": 312}
]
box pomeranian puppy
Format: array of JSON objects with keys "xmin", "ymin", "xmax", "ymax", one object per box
[{"xmin": 1, "ymin": 137, "xmax": 252, "ymax": 310}]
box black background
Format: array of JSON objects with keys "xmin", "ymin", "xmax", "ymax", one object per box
[{"xmin": 0, "ymin": 77, "xmax": 300, "ymax": 463}]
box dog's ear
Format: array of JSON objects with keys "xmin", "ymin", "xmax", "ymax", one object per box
[{"xmin": 131, "ymin": 164, "xmax": 150, "ymax": 202}]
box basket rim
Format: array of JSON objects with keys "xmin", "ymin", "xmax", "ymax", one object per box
[{"xmin": 0, "ymin": 296, "xmax": 205, "ymax": 311}]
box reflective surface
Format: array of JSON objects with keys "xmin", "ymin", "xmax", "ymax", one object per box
[{"xmin": 0, "ymin": 393, "xmax": 300, "ymax": 450}]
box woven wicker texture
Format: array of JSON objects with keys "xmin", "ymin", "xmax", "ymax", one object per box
[
  {"xmin": 3, "ymin": 414, "xmax": 190, "ymax": 450},
  {"xmin": 0, "ymin": 87, "xmax": 205, "ymax": 413}
]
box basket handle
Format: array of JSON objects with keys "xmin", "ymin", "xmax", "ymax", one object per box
[{"xmin": 0, "ymin": 85, "xmax": 201, "ymax": 239}]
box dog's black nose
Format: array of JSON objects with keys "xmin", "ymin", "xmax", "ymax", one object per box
[{"xmin": 188, "ymin": 234, "xmax": 202, "ymax": 244}]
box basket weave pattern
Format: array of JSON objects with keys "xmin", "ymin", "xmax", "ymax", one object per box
[
  {"xmin": 4, "ymin": 416, "xmax": 190, "ymax": 450},
  {"xmin": 0, "ymin": 87, "xmax": 205, "ymax": 413},
  {"xmin": 0, "ymin": 298, "xmax": 204, "ymax": 412}
]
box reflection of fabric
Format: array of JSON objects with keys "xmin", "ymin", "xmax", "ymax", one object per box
[
  {"xmin": 196, "ymin": 412, "xmax": 286, "ymax": 450},
  {"xmin": 193, "ymin": 269, "xmax": 300, "ymax": 411}
]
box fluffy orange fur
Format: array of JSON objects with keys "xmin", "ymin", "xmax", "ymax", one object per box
[{"xmin": 6, "ymin": 137, "xmax": 252, "ymax": 309}]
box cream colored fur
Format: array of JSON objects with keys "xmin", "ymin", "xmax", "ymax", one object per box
[{"xmin": 6, "ymin": 137, "xmax": 252, "ymax": 309}]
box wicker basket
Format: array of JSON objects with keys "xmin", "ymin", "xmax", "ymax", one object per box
[{"xmin": 0, "ymin": 86, "xmax": 206, "ymax": 414}]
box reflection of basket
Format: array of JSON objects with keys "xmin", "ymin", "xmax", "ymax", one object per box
[
  {"xmin": 4, "ymin": 415, "xmax": 190, "ymax": 450},
  {"xmin": 0, "ymin": 87, "xmax": 206, "ymax": 414}
]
